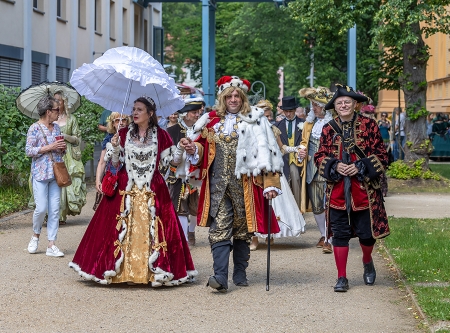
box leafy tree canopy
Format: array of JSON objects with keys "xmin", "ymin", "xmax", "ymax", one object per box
[{"xmin": 162, "ymin": 2, "xmax": 382, "ymax": 107}]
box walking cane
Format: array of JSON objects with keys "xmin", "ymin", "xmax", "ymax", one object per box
[{"xmin": 266, "ymin": 198, "xmax": 272, "ymax": 291}]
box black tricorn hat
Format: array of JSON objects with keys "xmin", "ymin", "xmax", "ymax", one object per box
[
  {"xmin": 279, "ymin": 96, "xmax": 299, "ymax": 110},
  {"xmin": 179, "ymin": 96, "xmax": 204, "ymax": 114},
  {"xmin": 324, "ymin": 84, "xmax": 368, "ymax": 110}
]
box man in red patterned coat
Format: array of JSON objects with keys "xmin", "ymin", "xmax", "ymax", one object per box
[{"xmin": 314, "ymin": 84, "xmax": 389, "ymax": 292}]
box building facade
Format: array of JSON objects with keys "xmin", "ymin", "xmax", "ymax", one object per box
[
  {"xmin": 377, "ymin": 22, "xmax": 450, "ymax": 116},
  {"xmin": 0, "ymin": 0, "xmax": 162, "ymax": 88}
]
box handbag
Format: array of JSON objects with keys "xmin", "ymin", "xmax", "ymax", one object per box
[
  {"xmin": 101, "ymin": 162, "xmax": 121, "ymax": 197},
  {"xmin": 38, "ymin": 123, "xmax": 72, "ymax": 187},
  {"xmin": 52, "ymin": 160, "xmax": 72, "ymax": 187}
]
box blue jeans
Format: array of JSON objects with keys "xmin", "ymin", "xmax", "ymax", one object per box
[
  {"xmin": 32, "ymin": 177, "xmax": 61, "ymax": 241},
  {"xmin": 393, "ymin": 135, "xmax": 405, "ymax": 161}
]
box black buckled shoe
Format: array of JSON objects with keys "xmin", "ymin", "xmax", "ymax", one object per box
[
  {"xmin": 363, "ymin": 260, "xmax": 376, "ymax": 285},
  {"xmin": 207, "ymin": 276, "xmax": 227, "ymax": 293},
  {"xmin": 334, "ymin": 276, "xmax": 349, "ymax": 292},
  {"xmin": 234, "ymin": 280, "xmax": 249, "ymax": 287}
]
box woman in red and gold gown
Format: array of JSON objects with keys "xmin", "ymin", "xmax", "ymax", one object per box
[{"xmin": 69, "ymin": 97, "xmax": 197, "ymax": 286}]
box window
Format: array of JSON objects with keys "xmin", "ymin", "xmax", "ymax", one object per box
[
  {"xmin": 134, "ymin": 13, "xmax": 140, "ymax": 46},
  {"xmin": 122, "ymin": 7, "xmax": 128, "ymax": 45},
  {"xmin": 0, "ymin": 57, "xmax": 21, "ymax": 87},
  {"xmin": 57, "ymin": 0, "xmax": 67, "ymax": 20},
  {"xmin": 144, "ymin": 19, "xmax": 148, "ymax": 51},
  {"xmin": 95, "ymin": 0, "xmax": 102, "ymax": 33},
  {"xmin": 78, "ymin": 0, "xmax": 86, "ymax": 28},
  {"xmin": 56, "ymin": 67, "xmax": 70, "ymax": 83},
  {"xmin": 153, "ymin": 27, "xmax": 164, "ymax": 65},
  {"xmin": 32, "ymin": 62, "xmax": 48, "ymax": 85},
  {"xmin": 110, "ymin": 1, "xmax": 115, "ymax": 39},
  {"xmin": 33, "ymin": 0, "xmax": 44, "ymax": 12}
]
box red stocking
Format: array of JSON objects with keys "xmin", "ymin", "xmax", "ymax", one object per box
[
  {"xmin": 360, "ymin": 243, "xmax": 374, "ymax": 264},
  {"xmin": 333, "ymin": 246, "xmax": 349, "ymax": 278}
]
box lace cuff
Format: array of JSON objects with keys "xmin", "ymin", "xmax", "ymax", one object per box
[
  {"xmin": 263, "ymin": 186, "xmax": 282, "ymax": 196},
  {"xmin": 329, "ymin": 160, "xmax": 342, "ymax": 182},
  {"xmin": 354, "ymin": 160, "xmax": 366, "ymax": 182},
  {"xmin": 172, "ymin": 142, "xmax": 185, "ymax": 165},
  {"xmin": 186, "ymin": 145, "xmax": 199, "ymax": 165}
]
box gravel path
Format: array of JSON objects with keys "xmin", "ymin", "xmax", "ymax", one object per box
[{"xmin": 1, "ymin": 188, "xmax": 447, "ymax": 332}]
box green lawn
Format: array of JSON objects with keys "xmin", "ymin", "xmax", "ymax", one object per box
[
  {"xmin": 383, "ymin": 217, "xmax": 450, "ymax": 326},
  {"xmin": 429, "ymin": 163, "xmax": 450, "ymax": 180}
]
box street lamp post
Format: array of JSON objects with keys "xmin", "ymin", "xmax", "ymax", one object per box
[{"xmin": 251, "ymin": 81, "xmax": 266, "ymax": 99}]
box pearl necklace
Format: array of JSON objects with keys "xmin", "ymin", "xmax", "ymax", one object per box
[{"xmin": 138, "ymin": 129, "xmax": 148, "ymax": 143}]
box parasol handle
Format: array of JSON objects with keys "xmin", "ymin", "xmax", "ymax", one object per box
[{"xmin": 118, "ymin": 79, "xmax": 133, "ymax": 133}]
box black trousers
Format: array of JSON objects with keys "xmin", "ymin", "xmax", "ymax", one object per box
[{"xmin": 330, "ymin": 208, "xmax": 376, "ymax": 247}]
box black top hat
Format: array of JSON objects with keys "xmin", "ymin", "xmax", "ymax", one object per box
[
  {"xmin": 279, "ymin": 96, "xmax": 299, "ymax": 110},
  {"xmin": 324, "ymin": 84, "xmax": 368, "ymax": 110}
]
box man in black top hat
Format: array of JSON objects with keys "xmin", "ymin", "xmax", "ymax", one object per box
[
  {"xmin": 274, "ymin": 96, "xmax": 304, "ymax": 210},
  {"xmin": 314, "ymin": 84, "xmax": 390, "ymax": 292},
  {"xmin": 167, "ymin": 97, "xmax": 203, "ymax": 246}
]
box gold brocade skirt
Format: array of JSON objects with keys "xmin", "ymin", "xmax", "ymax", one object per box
[{"xmin": 111, "ymin": 185, "xmax": 154, "ymax": 284}]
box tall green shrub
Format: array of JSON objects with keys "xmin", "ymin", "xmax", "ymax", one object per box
[
  {"xmin": 0, "ymin": 85, "xmax": 33, "ymax": 184},
  {"xmin": 72, "ymin": 96, "xmax": 104, "ymax": 165}
]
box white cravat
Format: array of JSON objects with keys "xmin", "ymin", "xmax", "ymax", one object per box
[
  {"xmin": 213, "ymin": 112, "xmax": 238, "ymax": 135},
  {"xmin": 181, "ymin": 119, "xmax": 195, "ymax": 139}
]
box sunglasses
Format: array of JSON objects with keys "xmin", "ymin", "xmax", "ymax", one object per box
[{"xmin": 50, "ymin": 108, "xmax": 60, "ymax": 112}]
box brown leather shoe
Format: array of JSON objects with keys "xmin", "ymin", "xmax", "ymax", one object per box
[
  {"xmin": 188, "ymin": 232, "xmax": 195, "ymax": 246},
  {"xmin": 264, "ymin": 237, "xmax": 274, "ymax": 245},
  {"xmin": 322, "ymin": 242, "xmax": 333, "ymax": 253},
  {"xmin": 316, "ymin": 236, "xmax": 325, "ymax": 248}
]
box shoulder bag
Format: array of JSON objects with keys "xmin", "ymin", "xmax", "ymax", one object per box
[
  {"xmin": 38, "ymin": 123, "xmax": 72, "ymax": 187},
  {"xmin": 101, "ymin": 161, "xmax": 121, "ymax": 197}
]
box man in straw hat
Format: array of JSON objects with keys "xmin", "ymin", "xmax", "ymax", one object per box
[
  {"xmin": 314, "ymin": 84, "xmax": 390, "ymax": 292},
  {"xmin": 298, "ymin": 86, "xmax": 334, "ymax": 254},
  {"xmin": 180, "ymin": 75, "xmax": 283, "ymax": 293},
  {"xmin": 166, "ymin": 96, "xmax": 204, "ymax": 246}
]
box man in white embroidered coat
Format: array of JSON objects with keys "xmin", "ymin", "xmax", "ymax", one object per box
[
  {"xmin": 179, "ymin": 75, "xmax": 284, "ymax": 293},
  {"xmin": 298, "ymin": 86, "xmax": 334, "ymax": 253}
]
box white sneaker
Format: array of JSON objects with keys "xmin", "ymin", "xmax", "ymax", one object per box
[
  {"xmin": 46, "ymin": 245, "xmax": 64, "ymax": 257},
  {"xmin": 27, "ymin": 236, "xmax": 39, "ymax": 254}
]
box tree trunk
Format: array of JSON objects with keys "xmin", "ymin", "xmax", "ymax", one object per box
[{"xmin": 400, "ymin": 21, "xmax": 431, "ymax": 168}]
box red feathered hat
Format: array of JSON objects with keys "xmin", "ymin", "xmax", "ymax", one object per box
[{"xmin": 217, "ymin": 75, "xmax": 251, "ymax": 94}]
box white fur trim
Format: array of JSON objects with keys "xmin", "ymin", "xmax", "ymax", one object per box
[
  {"xmin": 69, "ymin": 261, "xmax": 109, "ymax": 285},
  {"xmin": 235, "ymin": 106, "xmax": 284, "ymax": 178},
  {"xmin": 160, "ymin": 145, "xmax": 175, "ymax": 167},
  {"xmin": 218, "ymin": 76, "xmax": 249, "ymax": 94},
  {"xmin": 124, "ymin": 127, "xmax": 158, "ymax": 191},
  {"xmin": 193, "ymin": 112, "xmax": 210, "ymax": 133}
]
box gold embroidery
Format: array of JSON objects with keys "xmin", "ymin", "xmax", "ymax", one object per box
[
  {"xmin": 111, "ymin": 185, "xmax": 158, "ymax": 284},
  {"xmin": 114, "ymin": 240, "xmax": 122, "ymax": 258}
]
